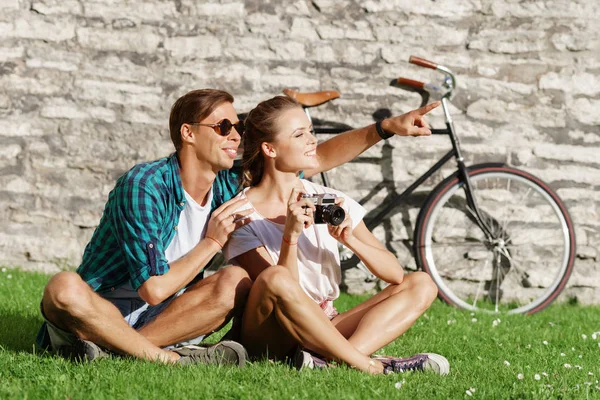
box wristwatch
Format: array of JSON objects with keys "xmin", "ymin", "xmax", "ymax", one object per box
[{"xmin": 375, "ymin": 120, "xmax": 394, "ymax": 140}]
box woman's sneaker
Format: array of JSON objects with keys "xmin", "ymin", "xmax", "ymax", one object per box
[
  {"xmin": 174, "ymin": 341, "xmax": 247, "ymax": 367},
  {"xmin": 373, "ymin": 353, "xmax": 450, "ymax": 375},
  {"xmin": 293, "ymin": 348, "xmax": 328, "ymax": 370}
]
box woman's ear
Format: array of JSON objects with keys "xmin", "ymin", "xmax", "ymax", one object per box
[
  {"xmin": 181, "ymin": 123, "xmax": 195, "ymax": 146},
  {"xmin": 261, "ymin": 142, "xmax": 277, "ymax": 158}
]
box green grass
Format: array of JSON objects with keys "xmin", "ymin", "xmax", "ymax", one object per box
[{"xmin": 0, "ymin": 268, "xmax": 599, "ymax": 399}]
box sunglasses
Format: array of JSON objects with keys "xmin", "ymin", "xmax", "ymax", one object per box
[{"xmin": 190, "ymin": 119, "xmax": 245, "ymax": 137}]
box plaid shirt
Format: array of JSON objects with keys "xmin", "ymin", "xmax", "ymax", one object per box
[{"xmin": 77, "ymin": 153, "xmax": 242, "ymax": 293}]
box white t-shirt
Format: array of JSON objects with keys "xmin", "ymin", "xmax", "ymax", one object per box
[
  {"xmin": 224, "ymin": 179, "xmax": 366, "ymax": 304},
  {"xmin": 165, "ymin": 188, "xmax": 213, "ymax": 263},
  {"xmin": 106, "ymin": 189, "xmax": 212, "ymax": 300}
]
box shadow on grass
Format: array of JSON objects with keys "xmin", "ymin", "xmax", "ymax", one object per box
[{"xmin": 0, "ymin": 310, "xmax": 43, "ymax": 353}]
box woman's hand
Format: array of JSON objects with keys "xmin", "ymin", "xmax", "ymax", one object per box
[
  {"xmin": 328, "ymin": 213, "xmax": 354, "ymax": 245},
  {"xmin": 283, "ymin": 186, "xmax": 315, "ymax": 242},
  {"xmin": 327, "ymin": 197, "xmax": 353, "ymax": 244}
]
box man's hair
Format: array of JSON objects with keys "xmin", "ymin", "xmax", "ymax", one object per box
[{"xmin": 169, "ymin": 89, "xmax": 234, "ymax": 151}]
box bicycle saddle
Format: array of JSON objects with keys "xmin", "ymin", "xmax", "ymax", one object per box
[{"xmin": 283, "ymin": 88, "xmax": 341, "ymax": 107}]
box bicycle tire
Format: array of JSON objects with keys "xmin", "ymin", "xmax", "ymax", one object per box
[{"xmin": 414, "ymin": 163, "xmax": 576, "ymax": 315}]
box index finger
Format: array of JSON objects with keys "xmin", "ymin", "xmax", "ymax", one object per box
[
  {"xmin": 213, "ymin": 196, "xmax": 249, "ymax": 217},
  {"xmin": 415, "ymin": 101, "xmax": 441, "ymax": 116},
  {"xmin": 288, "ymin": 187, "xmax": 302, "ymax": 206}
]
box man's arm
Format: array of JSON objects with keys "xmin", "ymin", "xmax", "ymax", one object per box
[
  {"xmin": 138, "ymin": 197, "xmax": 253, "ymax": 306},
  {"xmin": 138, "ymin": 238, "xmax": 221, "ymax": 306},
  {"xmin": 304, "ymin": 101, "xmax": 440, "ymax": 177}
]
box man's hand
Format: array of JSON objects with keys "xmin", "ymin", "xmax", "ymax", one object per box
[
  {"xmin": 205, "ymin": 197, "xmax": 253, "ymax": 247},
  {"xmin": 381, "ymin": 101, "xmax": 441, "ymax": 137}
]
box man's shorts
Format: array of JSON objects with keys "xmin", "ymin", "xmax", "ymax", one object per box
[{"xmin": 36, "ymin": 288, "xmax": 204, "ymax": 351}]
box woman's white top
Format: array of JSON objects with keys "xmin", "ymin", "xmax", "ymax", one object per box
[{"xmin": 223, "ymin": 179, "xmax": 366, "ymax": 304}]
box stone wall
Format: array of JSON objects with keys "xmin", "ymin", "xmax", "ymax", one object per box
[{"xmin": 0, "ymin": 0, "xmax": 598, "ymax": 303}]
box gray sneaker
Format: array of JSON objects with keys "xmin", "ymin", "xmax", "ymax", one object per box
[
  {"xmin": 56, "ymin": 339, "xmax": 110, "ymax": 362},
  {"xmin": 174, "ymin": 341, "xmax": 247, "ymax": 367},
  {"xmin": 293, "ymin": 348, "xmax": 328, "ymax": 370},
  {"xmin": 374, "ymin": 353, "xmax": 450, "ymax": 375}
]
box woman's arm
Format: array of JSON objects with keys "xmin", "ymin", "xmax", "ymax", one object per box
[
  {"xmin": 304, "ymin": 102, "xmax": 440, "ymax": 178},
  {"xmin": 336, "ymin": 221, "xmax": 404, "ymax": 285},
  {"xmin": 232, "ymin": 187, "xmax": 315, "ymax": 282}
]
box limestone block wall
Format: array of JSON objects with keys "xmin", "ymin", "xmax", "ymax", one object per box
[{"xmin": 0, "ymin": 0, "xmax": 598, "ymax": 303}]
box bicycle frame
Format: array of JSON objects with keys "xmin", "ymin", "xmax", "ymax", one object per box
[{"xmin": 305, "ymin": 60, "xmax": 498, "ymax": 241}]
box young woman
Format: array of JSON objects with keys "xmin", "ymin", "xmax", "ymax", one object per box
[{"xmin": 223, "ymin": 96, "xmax": 449, "ymax": 375}]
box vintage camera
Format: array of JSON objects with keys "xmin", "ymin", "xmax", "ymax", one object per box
[{"xmin": 301, "ymin": 193, "xmax": 346, "ymax": 226}]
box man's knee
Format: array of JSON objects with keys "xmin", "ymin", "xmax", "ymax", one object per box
[{"xmin": 43, "ymin": 271, "xmax": 93, "ymax": 319}]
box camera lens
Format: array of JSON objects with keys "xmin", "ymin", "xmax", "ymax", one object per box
[{"xmin": 322, "ymin": 205, "xmax": 345, "ymax": 226}]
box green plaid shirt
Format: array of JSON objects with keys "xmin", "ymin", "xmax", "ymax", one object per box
[{"xmin": 76, "ymin": 153, "xmax": 242, "ymax": 293}]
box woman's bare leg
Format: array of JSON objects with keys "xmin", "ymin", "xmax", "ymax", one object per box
[
  {"xmin": 137, "ymin": 266, "xmax": 252, "ymax": 347},
  {"xmin": 241, "ymin": 266, "xmax": 384, "ymax": 374},
  {"xmin": 332, "ymin": 271, "xmax": 438, "ymax": 355}
]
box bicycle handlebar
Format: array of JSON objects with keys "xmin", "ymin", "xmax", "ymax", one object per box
[
  {"xmin": 397, "ymin": 77, "xmax": 425, "ymax": 89},
  {"xmin": 409, "ymin": 56, "xmax": 438, "ymax": 70}
]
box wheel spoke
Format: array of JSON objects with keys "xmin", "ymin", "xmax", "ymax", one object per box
[{"xmin": 419, "ymin": 168, "xmax": 574, "ymax": 314}]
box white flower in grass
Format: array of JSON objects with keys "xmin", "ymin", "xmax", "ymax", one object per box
[
  {"xmin": 579, "ymin": 355, "xmax": 583, "ymax": 359},
  {"xmin": 7, "ymin": 274, "xmax": 12, "ymax": 279},
  {"xmin": 548, "ymin": 322, "xmax": 555, "ymax": 326},
  {"xmin": 447, "ymin": 319, "xmax": 456, "ymax": 325},
  {"xmin": 582, "ymin": 334, "xmax": 588, "ymax": 340},
  {"xmin": 592, "ymin": 332, "xmax": 597, "ymax": 340},
  {"xmin": 471, "ymin": 318, "xmax": 478, "ymax": 323},
  {"xmin": 576, "ymin": 365, "xmax": 583, "ymax": 370},
  {"xmin": 492, "ymin": 318, "xmax": 501, "ymax": 327},
  {"xmin": 504, "ymin": 360, "xmax": 511, "ymax": 366},
  {"xmin": 585, "ymin": 382, "xmax": 592, "ymax": 386},
  {"xmin": 465, "ymin": 390, "xmax": 472, "ymax": 396},
  {"xmin": 589, "ymin": 372, "xmax": 594, "ymax": 376},
  {"xmin": 470, "ymin": 387, "xmax": 476, "ymax": 393},
  {"xmin": 1, "ymin": 267, "xmax": 6, "ymax": 272},
  {"xmin": 572, "ymin": 347, "xmax": 575, "ymax": 351},
  {"xmin": 517, "ymin": 373, "xmax": 524, "ymax": 380},
  {"xmin": 534, "ymin": 374, "xmax": 541, "ymax": 380},
  {"xmin": 560, "ymin": 353, "xmax": 566, "ymax": 357},
  {"xmin": 564, "ymin": 363, "xmax": 572, "ymax": 369},
  {"xmin": 547, "ymin": 385, "xmax": 553, "ymax": 389},
  {"xmin": 542, "ymin": 340, "xmax": 548, "ymax": 345},
  {"xmin": 470, "ymin": 312, "xmax": 475, "ymax": 316},
  {"xmin": 477, "ymin": 356, "xmax": 482, "ymax": 361},
  {"xmin": 526, "ymin": 344, "xmax": 531, "ymax": 349},
  {"xmin": 596, "ymin": 386, "xmax": 600, "ymax": 391},
  {"xmin": 542, "ymin": 372, "xmax": 548, "ymax": 377},
  {"xmin": 394, "ymin": 382, "xmax": 403, "ymax": 389}
]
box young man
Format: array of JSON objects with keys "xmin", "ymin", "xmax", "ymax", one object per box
[{"xmin": 37, "ymin": 89, "xmax": 439, "ymax": 366}]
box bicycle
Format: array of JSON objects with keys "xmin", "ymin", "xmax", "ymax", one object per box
[{"xmin": 283, "ymin": 56, "xmax": 576, "ymax": 315}]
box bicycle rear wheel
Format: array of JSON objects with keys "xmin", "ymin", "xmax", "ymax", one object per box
[{"xmin": 414, "ymin": 164, "xmax": 576, "ymax": 314}]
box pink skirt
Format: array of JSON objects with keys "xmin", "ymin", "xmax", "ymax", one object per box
[{"xmin": 319, "ymin": 300, "xmax": 339, "ymax": 320}]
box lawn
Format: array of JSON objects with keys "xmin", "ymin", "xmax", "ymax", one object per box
[{"xmin": 0, "ymin": 267, "xmax": 599, "ymax": 399}]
